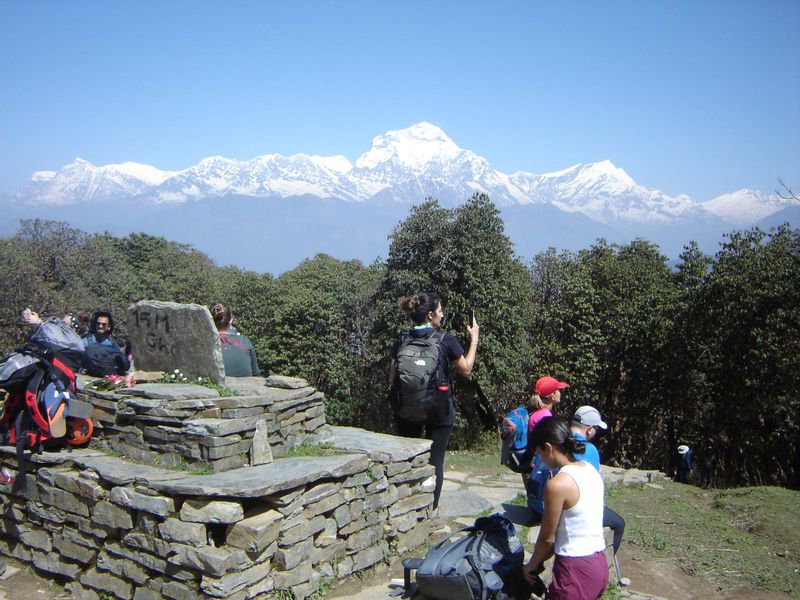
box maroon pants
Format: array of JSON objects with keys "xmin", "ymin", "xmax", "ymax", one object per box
[{"xmin": 548, "ymin": 551, "xmax": 609, "ymax": 600}]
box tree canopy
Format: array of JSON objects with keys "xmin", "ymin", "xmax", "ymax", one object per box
[{"xmin": 1, "ymin": 207, "xmax": 797, "ymax": 489}]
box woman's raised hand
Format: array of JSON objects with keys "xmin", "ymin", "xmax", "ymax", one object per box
[{"xmin": 466, "ymin": 313, "xmax": 479, "ymax": 343}]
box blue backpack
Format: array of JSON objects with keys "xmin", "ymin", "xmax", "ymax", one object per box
[
  {"xmin": 525, "ymin": 452, "xmax": 554, "ymax": 517},
  {"xmin": 500, "ymin": 407, "xmax": 532, "ymax": 473}
]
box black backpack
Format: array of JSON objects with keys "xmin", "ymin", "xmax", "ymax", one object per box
[
  {"xmin": 395, "ymin": 330, "xmax": 448, "ymax": 424},
  {"xmin": 82, "ymin": 344, "xmax": 130, "ymax": 377},
  {"xmin": 402, "ymin": 514, "xmax": 542, "ymax": 600}
]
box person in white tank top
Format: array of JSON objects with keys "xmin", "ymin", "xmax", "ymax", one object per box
[{"xmin": 522, "ymin": 416, "xmax": 609, "ymax": 600}]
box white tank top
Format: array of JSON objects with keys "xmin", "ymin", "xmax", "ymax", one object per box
[{"xmin": 553, "ymin": 462, "xmax": 606, "ymax": 557}]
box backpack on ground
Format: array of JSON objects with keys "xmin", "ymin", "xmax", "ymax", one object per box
[
  {"xmin": 401, "ymin": 513, "xmax": 541, "ymax": 600},
  {"xmin": 395, "ymin": 330, "xmax": 448, "ymax": 424},
  {"xmin": 0, "ymin": 319, "xmax": 94, "ymax": 486},
  {"xmin": 82, "ymin": 343, "xmax": 130, "ymax": 377},
  {"xmin": 500, "ymin": 407, "xmax": 532, "ymax": 473}
]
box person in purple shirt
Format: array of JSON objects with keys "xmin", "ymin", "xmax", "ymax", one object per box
[{"xmin": 570, "ymin": 405, "xmax": 629, "ymax": 586}]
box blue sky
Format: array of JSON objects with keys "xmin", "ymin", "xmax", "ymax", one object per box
[{"xmin": 2, "ymin": 1, "xmax": 798, "ymax": 200}]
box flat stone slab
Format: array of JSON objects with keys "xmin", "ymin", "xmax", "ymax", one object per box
[
  {"xmin": 119, "ymin": 383, "xmax": 220, "ymax": 400},
  {"xmin": 442, "ymin": 480, "xmax": 461, "ymax": 491},
  {"xmin": 0, "ymin": 445, "xmax": 107, "ymax": 465},
  {"xmin": 223, "ymin": 376, "xmax": 270, "ymax": 395},
  {"xmin": 467, "ymin": 484, "xmax": 521, "ymax": 509},
  {"xmin": 181, "ymin": 415, "xmax": 268, "ymax": 437},
  {"xmin": 215, "ymin": 386, "xmax": 315, "ymax": 409},
  {"xmin": 328, "ymin": 426, "xmax": 431, "ymax": 462},
  {"xmin": 264, "ymin": 375, "xmax": 310, "ymax": 389},
  {"xmin": 444, "ymin": 470, "xmax": 471, "ymax": 483},
  {"xmin": 437, "ymin": 488, "xmax": 492, "ymax": 518},
  {"xmin": 72, "ymin": 453, "xmax": 189, "ymax": 486},
  {"xmin": 150, "ymin": 454, "xmax": 369, "ymax": 498}
]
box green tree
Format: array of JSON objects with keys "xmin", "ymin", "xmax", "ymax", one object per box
[
  {"xmin": 528, "ymin": 248, "xmax": 603, "ymax": 405},
  {"xmin": 576, "ymin": 239, "xmax": 678, "ymax": 467},
  {"xmin": 264, "ymin": 254, "xmax": 381, "ymax": 425},
  {"xmin": 696, "ymin": 225, "xmax": 800, "ymax": 487},
  {"xmin": 374, "ymin": 194, "xmax": 534, "ymax": 445}
]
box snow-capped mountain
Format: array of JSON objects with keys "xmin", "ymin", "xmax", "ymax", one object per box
[
  {"xmin": 13, "ymin": 122, "xmax": 795, "ymax": 226},
  {"xmin": 701, "ymin": 189, "xmax": 798, "ymax": 226}
]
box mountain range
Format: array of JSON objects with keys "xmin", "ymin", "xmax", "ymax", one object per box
[{"xmin": 4, "ymin": 122, "xmax": 798, "ymax": 273}]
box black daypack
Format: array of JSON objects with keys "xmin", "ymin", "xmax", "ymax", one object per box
[
  {"xmin": 395, "ymin": 330, "xmax": 448, "ymax": 424},
  {"xmin": 82, "ymin": 344, "xmax": 130, "ymax": 377},
  {"xmin": 403, "ymin": 514, "xmax": 540, "ymax": 600}
]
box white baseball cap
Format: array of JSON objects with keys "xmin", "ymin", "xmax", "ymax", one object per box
[{"xmin": 573, "ymin": 406, "xmax": 608, "ymax": 430}]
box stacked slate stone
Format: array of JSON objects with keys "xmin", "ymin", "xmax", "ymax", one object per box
[
  {"xmin": 0, "ymin": 426, "xmax": 433, "ymax": 599},
  {"xmin": 77, "ymin": 375, "xmax": 329, "ymax": 472}
]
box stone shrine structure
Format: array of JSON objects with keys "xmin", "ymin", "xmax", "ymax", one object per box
[{"xmin": 0, "ymin": 302, "xmax": 436, "ymax": 599}]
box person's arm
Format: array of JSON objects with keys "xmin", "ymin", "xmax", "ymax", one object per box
[
  {"xmin": 249, "ymin": 339, "xmax": 260, "ymax": 376},
  {"xmin": 453, "ymin": 316, "xmax": 479, "ymax": 377},
  {"xmin": 522, "ymin": 475, "xmax": 568, "ymax": 581}
]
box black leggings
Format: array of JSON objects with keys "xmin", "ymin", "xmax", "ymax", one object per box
[
  {"xmin": 397, "ymin": 419, "xmax": 453, "ymax": 510},
  {"xmin": 603, "ymin": 505, "xmax": 625, "ymax": 553}
]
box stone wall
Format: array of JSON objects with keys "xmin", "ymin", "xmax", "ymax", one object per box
[
  {"xmin": 79, "ymin": 375, "xmax": 329, "ymax": 472},
  {"xmin": 0, "ymin": 426, "xmax": 434, "ymax": 600}
]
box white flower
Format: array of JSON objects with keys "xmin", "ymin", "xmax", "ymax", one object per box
[
  {"xmin": 171, "ymin": 374, "xmax": 176, "ymax": 379},
  {"xmin": 173, "ymin": 369, "xmax": 180, "ymax": 374}
]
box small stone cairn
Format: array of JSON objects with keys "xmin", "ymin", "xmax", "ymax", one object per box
[{"xmin": 0, "ymin": 301, "xmax": 436, "ymax": 599}]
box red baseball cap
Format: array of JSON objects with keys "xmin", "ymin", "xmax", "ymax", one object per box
[{"xmin": 535, "ymin": 376, "xmax": 569, "ymax": 397}]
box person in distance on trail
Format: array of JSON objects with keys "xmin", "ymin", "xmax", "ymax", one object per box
[
  {"xmin": 388, "ymin": 292, "xmax": 479, "ymax": 511},
  {"xmin": 676, "ymin": 444, "xmax": 693, "ymax": 484},
  {"xmin": 210, "ymin": 302, "xmax": 260, "ymax": 377},
  {"xmin": 570, "ymin": 405, "xmax": 628, "ymax": 586},
  {"xmin": 523, "ymin": 417, "xmax": 608, "ymax": 600}
]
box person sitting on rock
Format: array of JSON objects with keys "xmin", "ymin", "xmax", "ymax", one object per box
[
  {"xmin": 523, "ymin": 417, "xmax": 609, "ymax": 599},
  {"xmin": 570, "ymin": 405, "xmax": 628, "ymax": 586},
  {"xmin": 210, "ymin": 302, "xmax": 260, "ymax": 377},
  {"xmin": 83, "ymin": 311, "xmax": 123, "ymax": 353},
  {"xmin": 82, "ymin": 311, "xmax": 130, "ymax": 376}
]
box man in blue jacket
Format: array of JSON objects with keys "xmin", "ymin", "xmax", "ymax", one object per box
[{"xmin": 82, "ymin": 311, "xmax": 129, "ymax": 375}]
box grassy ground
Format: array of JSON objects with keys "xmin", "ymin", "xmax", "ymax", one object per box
[
  {"xmin": 606, "ymin": 480, "xmax": 800, "ymax": 596},
  {"xmin": 446, "ymin": 447, "xmax": 799, "ymax": 597}
]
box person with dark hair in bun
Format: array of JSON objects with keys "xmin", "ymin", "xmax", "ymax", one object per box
[
  {"xmin": 210, "ymin": 302, "xmax": 260, "ymax": 377},
  {"xmin": 523, "ymin": 417, "xmax": 608, "ymax": 599},
  {"xmin": 388, "ymin": 292, "xmax": 479, "ymax": 511}
]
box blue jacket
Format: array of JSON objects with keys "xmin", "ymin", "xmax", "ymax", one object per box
[
  {"xmin": 573, "ymin": 432, "xmax": 601, "ymax": 472},
  {"xmin": 83, "ymin": 334, "xmax": 123, "ymax": 355}
]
